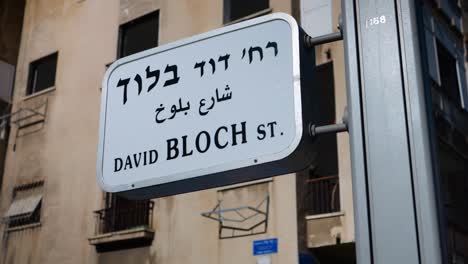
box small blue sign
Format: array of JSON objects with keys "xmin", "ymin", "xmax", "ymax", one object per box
[{"xmin": 253, "ymin": 238, "xmax": 278, "ymax": 256}]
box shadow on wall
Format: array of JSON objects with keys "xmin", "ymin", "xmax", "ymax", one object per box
[{"xmin": 97, "ymin": 246, "xmax": 155, "ymax": 264}]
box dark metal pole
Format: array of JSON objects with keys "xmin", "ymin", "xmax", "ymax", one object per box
[{"xmin": 304, "ymin": 32, "xmax": 343, "ymax": 48}]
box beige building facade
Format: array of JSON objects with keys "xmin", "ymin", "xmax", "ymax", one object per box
[{"xmin": 0, "ymin": 0, "xmax": 355, "ymax": 263}]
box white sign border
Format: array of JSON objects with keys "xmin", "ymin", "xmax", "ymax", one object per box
[{"xmin": 97, "ymin": 13, "xmax": 303, "ymax": 193}]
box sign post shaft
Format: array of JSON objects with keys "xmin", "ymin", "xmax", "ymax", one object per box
[{"xmin": 342, "ymin": 0, "xmax": 442, "ymax": 263}]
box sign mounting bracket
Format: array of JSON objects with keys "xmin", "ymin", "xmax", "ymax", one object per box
[
  {"xmin": 309, "ymin": 107, "xmax": 348, "ymax": 137},
  {"xmin": 303, "ymin": 15, "xmax": 343, "ymax": 48}
]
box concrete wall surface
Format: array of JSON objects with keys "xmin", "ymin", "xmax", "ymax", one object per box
[
  {"xmin": 0, "ymin": 0, "xmax": 357, "ymax": 263},
  {"xmin": 0, "ymin": 0, "xmax": 325, "ymax": 264}
]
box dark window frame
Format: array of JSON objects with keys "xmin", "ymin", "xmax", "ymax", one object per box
[
  {"xmin": 435, "ymin": 39, "xmax": 462, "ymax": 106},
  {"xmin": 223, "ymin": 0, "xmax": 270, "ymax": 24},
  {"xmin": 26, "ymin": 52, "xmax": 58, "ymax": 96},
  {"xmin": 97, "ymin": 10, "xmax": 160, "ymax": 238},
  {"xmin": 6, "ymin": 181, "xmax": 44, "ymax": 230},
  {"xmin": 306, "ymin": 62, "xmax": 340, "ymax": 216},
  {"xmin": 97, "ymin": 193, "xmax": 153, "ymax": 234},
  {"xmin": 117, "ymin": 10, "xmax": 160, "ymax": 59},
  {"xmin": 8, "ymin": 201, "xmax": 41, "ymax": 229}
]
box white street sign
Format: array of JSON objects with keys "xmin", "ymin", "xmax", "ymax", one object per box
[{"xmin": 97, "ymin": 13, "xmax": 305, "ymax": 194}]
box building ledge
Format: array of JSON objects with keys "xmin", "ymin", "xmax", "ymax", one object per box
[
  {"xmin": 305, "ymin": 211, "xmax": 344, "ymax": 221},
  {"xmin": 6, "ymin": 222, "xmax": 41, "ymax": 233},
  {"xmin": 88, "ymin": 226, "xmax": 154, "ymax": 252},
  {"xmin": 306, "ymin": 212, "xmax": 345, "ymax": 248},
  {"xmin": 22, "ymin": 86, "xmax": 55, "ymax": 101}
]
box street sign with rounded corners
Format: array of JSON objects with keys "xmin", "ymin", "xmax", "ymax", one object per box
[{"xmin": 97, "ymin": 13, "xmax": 317, "ymax": 199}]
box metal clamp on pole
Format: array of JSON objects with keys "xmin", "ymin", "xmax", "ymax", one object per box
[
  {"xmin": 309, "ymin": 107, "xmax": 348, "ymax": 137},
  {"xmin": 304, "ymin": 15, "xmax": 343, "ymax": 48}
]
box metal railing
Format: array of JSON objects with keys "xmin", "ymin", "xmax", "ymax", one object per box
[
  {"xmin": 306, "ymin": 175, "xmax": 340, "ymax": 215},
  {"xmin": 93, "ymin": 201, "xmax": 154, "ymax": 235}
]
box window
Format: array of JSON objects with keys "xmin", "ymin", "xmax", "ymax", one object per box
[
  {"xmin": 118, "ymin": 11, "xmax": 159, "ymax": 58},
  {"xmin": 436, "ymin": 40, "xmax": 462, "ymax": 105},
  {"xmin": 91, "ymin": 10, "xmax": 159, "ymax": 252},
  {"xmin": 223, "ymin": 0, "xmax": 269, "ymax": 24},
  {"xmin": 3, "ymin": 181, "xmax": 43, "ymax": 230},
  {"xmin": 91, "ymin": 193, "xmax": 154, "ymax": 252},
  {"xmin": 99, "ymin": 193, "xmax": 153, "ymax": 233},
  {"xmin": 0, "ymin": 60, "xmax": 15, "ymax": 103},
  {"xmin": 313, "ymin": 62, "xmax": 338, "ymax": 177},
  {"xmin": 104, "ymin": 9, "xmax": 158, "ymax": 236},
  {"xmin": 307, "ymin": 62, "xmax": 340, "ymax": 215},
  {"xmin": 102, "ymin": 9, "xmax": 159, "ymax": 236},
  {"xmin": 27, "ymin": 53, "xmax": 58, "ymax": 95}
]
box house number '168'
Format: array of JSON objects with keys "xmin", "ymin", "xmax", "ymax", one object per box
[{"xmin": 365, "ymin": 15, "xmax": 387, "ymax": 28}]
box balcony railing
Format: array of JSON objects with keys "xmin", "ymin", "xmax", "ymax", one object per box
[
  {"xmin": 306, "ymin": 175, "xmax": 340, "ymax": 215},
  {"xmin": 93, "ymin": 201, "xmax": 154, "ymax": 235}
]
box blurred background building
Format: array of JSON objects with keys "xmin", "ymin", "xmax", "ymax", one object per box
[{"xmin": 0, "ymin": 0, "xmax": 466, "ymax": 263}]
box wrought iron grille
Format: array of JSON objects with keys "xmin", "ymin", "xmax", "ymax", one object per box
[
  {"xmin": 307, "ymin": 175, "xmax": 340, "ymax": 215},
  {"xmin": 94, "ymin": 200, "xmax": 154, "ymax": 235}
]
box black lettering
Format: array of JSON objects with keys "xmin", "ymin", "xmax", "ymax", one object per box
[
  {"xmin": 146, "ymin": 66, "xmax": 160, "ymax": 92},
  {"xmin": 196, "ymin": 131, "xmax": 211, "ymax": 153},
  {"xmin": 248, "ymin": 46, "xmax": 263, "ymax": 63},
  {"xmin": 117, "ymin": 78, "xmax": 130, "ymax": 104},
  {"xmin": 149, "ymin": 150, "xmax": 158, "ymax": 164},
  {"xmin": 167, "ymin": 138, "xmax": 179, "ymax": 160},
  {"xmin": 209, "ymin": 58, "xmax": 216, "ymax": 74},
  {"xmin": 133, "ymin": 153, "xmax": 142, "ymax": 167},
  {"xmin": 182, "ymin": 135, "xmax": 193, "ymax": 157},
  {"xmin": 143, "ymin": 151, "xmax": 147, "ymax": 166},
  {"xmin": 114, "ymin": 158, "xmax": 123, "ymax": 172},
  {"xmin": 163, "ymin": 64, "xmax": 180, "ymax": 87},
  {"xmin": 124, "ymin": 156, "xmax": 133, "ymax": 170},
  {"xmin": 257, "ymin": 124, "xmax": 266, "ymax": 140},
  {"xmin": 267, "ymin": 121, "xmax": 277, "ymax": 137},
  {"xmin": 218, "ymin": 54, "xmax": 230, "ymax": 70},
  {"xmin": 214, "ymin": 126, "xmax": 229, "ymax": 149},
  {"xmin": 232, "ymin": 122, "xmax": 247, "ymax": 146},
  {"xmin": 266, "ymin": 41, "xmax": 278, "ymax": 56}
]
